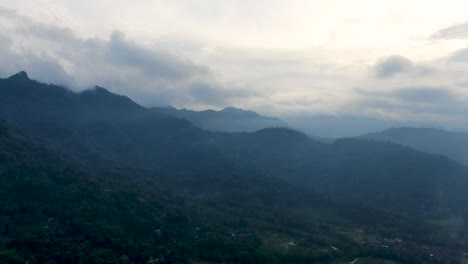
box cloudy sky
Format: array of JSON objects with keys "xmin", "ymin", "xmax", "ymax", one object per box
[{"xmin": 1, "ymin": 0, "xmax": 468, "ymax": 129}]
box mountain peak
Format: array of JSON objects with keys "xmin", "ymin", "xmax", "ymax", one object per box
[
  {"xmin": 220, "ymin": 107, "xmax": 259, "ymax": 117},
  {"xmin": 79, "ymin": 86, "xmax": 115, "ymax": 96},
  {"xmin": 78, "ymin": 85, "xmax": 144, "ymax": 111},
  {"xmin": 221, "ymin": 106, "xmax": 248, "ymax": 112},
  {"xmin": 8, "ymin": 71, "xmax": 30, "ymax": 81},
  {"xmin": 91, "ymin": 85, "xmax": 112, "ymax": 93}
]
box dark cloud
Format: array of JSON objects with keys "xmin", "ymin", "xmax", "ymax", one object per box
[
  {"xmin": 354, "ymin": 86, "xmax": 468, "ymax": 123},
  {"xmin": 448, "ymin": 47, "xmax": 468, "ymax": 63},
  {"xmin": 20, "ymin": 53, "xmax": 75, "ymax": 86},
  {"xmin": 392, "ymin": 87, "xmax": 455, "ymax": 103},
  {"xmin": 0, "ymin": 8, "xmax": 255, "ymax": 108},
  {"xmin": 107, "ymin": 31, "xmax": 209, "ymax": 80},
  {"xmin": 0, "ymin": 30, "xmax": 74, "ymax": 86},
  {"xmin": 373, "ymin": 55, "xmax": 413, "ymax": 78},
  {"xmin": 431, "ymin": 21, "xmax": 468, "ymax": 39}
]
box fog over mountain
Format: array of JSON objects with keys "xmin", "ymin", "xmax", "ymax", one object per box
[
  {"xmin": 1, "ymin": 71, "xmax": 468, "ymax": 263},
  {"xmin": 3, "ymin": 2, "xmax": 468, "ymax": 263},
  {"xmin": 2, "ymin": 2, "xmax": 468, "ymax": 130}
]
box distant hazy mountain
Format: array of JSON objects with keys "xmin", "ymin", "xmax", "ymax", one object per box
[
  {"xmin": 152, "ymin": 106, "xmax": 287, "ymax": 132},
  {"xmin": 285, "ymin": 115, "xmax": 419, "ymax": 138},
  {"xmin": 361, "ymin": 127, "xmax": 468, "ymax": 165}
]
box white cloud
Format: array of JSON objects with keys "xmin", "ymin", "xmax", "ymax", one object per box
[{"xmin": 1, "ymin": 1, "xmax": 468, "ymax": 129}]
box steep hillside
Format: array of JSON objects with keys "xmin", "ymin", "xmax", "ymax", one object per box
[{"xmin": 1, "ymin": 120, "xmax": 439, "ymax": 264}]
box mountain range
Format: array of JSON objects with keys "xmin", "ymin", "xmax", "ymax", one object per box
[
  {"xmin": 152, "ymin": 106, "xmax": 287, "ymax": 132},
  {"xmin": 1, "ymin": 71, "xmax": 468, "ymax": 263},
  {"xmin": 361, "ymin": 127, "xmax": 468, "ymax": 165}
]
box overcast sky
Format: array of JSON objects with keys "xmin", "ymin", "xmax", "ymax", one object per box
[{"xmin": 1, "ymin": 0, "xmax": 468, "ymax": 129}]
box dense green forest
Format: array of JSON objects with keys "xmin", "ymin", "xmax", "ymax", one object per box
[{"xmin": 1, "ymin": 72, "xmax": 468, "ymax": 263}]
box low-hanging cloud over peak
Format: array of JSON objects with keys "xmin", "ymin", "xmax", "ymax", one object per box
[
  {"xmin": 0, "ymin": 8, "xmax": 255, "ymax": 108},
  {"xmin": 3, "ymin": 3, "xmax": 468, "ymax": 130},
  {"xmin": 107, "ymin": 31, "xmax": 210, "ymax": 80}
]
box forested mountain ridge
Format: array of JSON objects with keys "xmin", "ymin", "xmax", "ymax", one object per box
[
  {"xmin": 2, "ymin": 71, "xmax": 468, "ymax": 218},
  {"xmin": 152, "ymin": 106, "xmax": 287, "ymax": 132},
  {"xmin": 1, "ymin": 72, "xmax": 468, "ymax": 263},
  {"xmin": 361, "ymin": 127, "xmax": 468, "ymax": 165}
]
